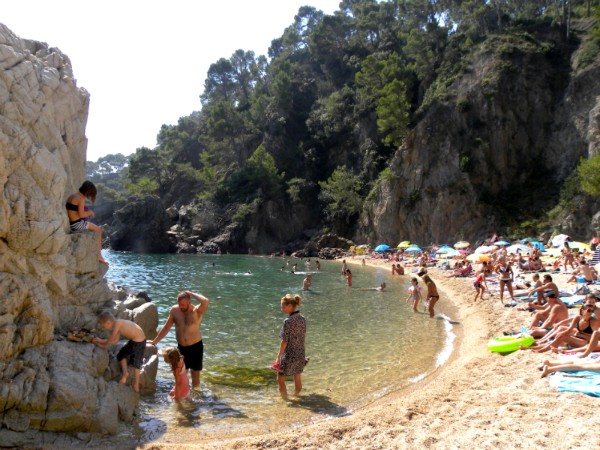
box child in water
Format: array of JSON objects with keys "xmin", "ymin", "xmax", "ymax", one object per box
[
  {"xmin": 346, "ymin": 269, "xmax": 352, "ymax": 286},
  {"xmin": 405, "ymin": 277, "xmax": 422, "ymax": 312},
  {"xmin": 274, "ymin": 294, "xmax": 307, "ymax": 399},
  {"xmin": 161, "ymin": 347, "xmax": 190, "ymax": 400}
]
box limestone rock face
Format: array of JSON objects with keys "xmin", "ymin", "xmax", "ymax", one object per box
[
  {"xmin": 360, "ymin": 35, "xmax": 600, "ymax": 244},
  {"xmin": 0, "ymin": 23, "xmax": 156, "ymax": 444}
]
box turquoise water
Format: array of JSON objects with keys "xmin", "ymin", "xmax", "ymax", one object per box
[{"xmin": 103, "ymin": 252, "xmax": 453, "ymax": 442}]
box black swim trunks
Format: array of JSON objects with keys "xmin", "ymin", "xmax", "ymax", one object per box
[
  {"xmin": 178, "ymin": 340, "xmax": 204, "ymax": 371},
  {"xmin": 117, "ymin": 340, "xmax": 146, "ymax": 369}
]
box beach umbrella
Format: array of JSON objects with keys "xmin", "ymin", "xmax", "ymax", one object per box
[
  {"xmin": 569, "ymin": 241, "xmax": 590, "ymax": 251},
  {"xmin": 474, "ymin": 245, "xmax": 494, "ymax": 254},
  {"xmin": 404, "ymin": 246, "xmax": 422, "ymax": 253},
  {"xmin": 507, "ymin": 243, "xmax": 531, "ymax": 254},
  {"xmin": 551, "ymin": 234, "xmax": 570, "ymax": 248},
  {"xmin": 441, "ymin": 249, "xmax": 459, "ymax": 258},
  {"xmin": 531, "ymin": 241, "xmax": 545, "ymax": 251},
  {"xmin": 495, "ymin": 240, "xmax": 510, "ymax": 246},
  {"xmin": 397, "ymin": 241, "xmax": 411, "ymax": 248},
  {"xmin": 454, "ymin": 241, "xmax": 470, "ymax": 249},
  {"xmin": 521, "ymin": 237, "xmax": 537, "ymax": 243},
  {"xmin": 467, "ymin": 253, "xmax": 490, "ymax": 262},
  {"xmin": 374, "ymin": 244, "xmax": 390, "ymax": 252},
  {"xmin": 357, "ymin": 244, "xmax": 369, "ymax": 249},
  {"xmin": 436, "ymin": 245, "xmax": 454, "ymax": 254}
]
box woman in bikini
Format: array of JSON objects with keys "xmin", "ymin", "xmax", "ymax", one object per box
[
  {"xmin": 494, "ymin": 257, "xmax": 514, "ymax": 304},
  {"xmin": 526, "ymin": 304, "xmax": 598, "ymax": 353},
  {"xmin": 561, "ymin": 241, "xmax": 576, "ymax": 272},
  {"xmin": 66, "ymin": 180, "xmax": 106, "ymax": 264},
  {"xmin": 419, "ymin": 273, "xmax": 439, "ymax": 318}
]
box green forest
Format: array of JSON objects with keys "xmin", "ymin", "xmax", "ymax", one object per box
[{"xmin": 87, "ymin": 0, "xmax": 600, "ymax": 252}]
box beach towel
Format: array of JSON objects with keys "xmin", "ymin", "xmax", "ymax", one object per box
[
  {"xmin": 560, "ymin": 295, "xmax": 585, "ymax": 307},
  {"xmin": 591, "ymin": 246, "xmax": 600, "ymax": 266},
  {"xmin": 549, "ymin": 371, "xmax": 600, "ymax": 397}
]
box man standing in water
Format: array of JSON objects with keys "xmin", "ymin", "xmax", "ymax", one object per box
[{"xmin": 149, "ymin": 290, "xmax": 209, "ymax": 387}]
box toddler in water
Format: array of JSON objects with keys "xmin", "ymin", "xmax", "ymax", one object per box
[
  {"xmin": 405, "ymin": 277, "xmax": 422, "ymax": 312},
  {"xmin": 161, "ymin": 347, "xmax": 190, "ymax": 399}
]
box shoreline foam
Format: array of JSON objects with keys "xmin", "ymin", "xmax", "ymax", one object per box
[{"xmin": 142, "ymin": 257, "xmax": 600, "ymax": 449}]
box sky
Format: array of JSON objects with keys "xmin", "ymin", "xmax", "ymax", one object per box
[{"xmin": 2, "ymin": 0, "xmax": 342, "ymax": 161}]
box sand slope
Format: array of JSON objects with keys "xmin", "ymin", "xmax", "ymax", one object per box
[{"xmin": 142, "ymin": 262, "xmax": 600, "ymax": 449}]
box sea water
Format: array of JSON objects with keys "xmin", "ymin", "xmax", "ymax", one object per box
[{"xmin": 103, "ymin": 252, "xmax": 453, "ymax": 443}]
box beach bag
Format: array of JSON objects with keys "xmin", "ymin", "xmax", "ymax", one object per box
[{"xmin": 573, "ymin": 284, "xmax": 590, "ymax": 295}]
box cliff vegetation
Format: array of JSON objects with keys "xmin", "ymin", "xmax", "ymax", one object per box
[{"xmin": 87, "ymin": 0, "xmax": 600, "ymax": 253}]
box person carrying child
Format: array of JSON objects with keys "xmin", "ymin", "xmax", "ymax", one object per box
[
  {"xmin": 273, "ymin": 294, "xmax": 307, "ymax": 399},
  {"xmin": 93, "ymin": 311, "xmax": 146, "ymax": 392},
  {"xmin": 160, "ymin": 347, "xmax": 190, "ymax": 400}
]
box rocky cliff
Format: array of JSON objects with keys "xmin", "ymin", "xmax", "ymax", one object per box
[
  {"xmin": 360, "ymin": 27, "xmax": 600, "ymax": 245},
  {"xmin": 0, "ymin": 23, "xmax": 157, "ymax": 445}
]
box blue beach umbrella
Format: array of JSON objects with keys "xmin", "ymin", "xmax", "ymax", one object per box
[
  {"xmin": 374, "ymin": 244, "xmax": 390, "ymax": 252},
  {"xmin": 436, "ymin": 245, "xmax": 454, "ymax": 254},
  {"xmin": 404, "ymin": 246, "xmax": 422, "ymax": 253},
  {"xmin": 531, "ymin": 241, "xmax": 545, "ymax": 251},
  {"xmin": 495, "ymin": 241, "xmax": 510, "ymax": 246}
]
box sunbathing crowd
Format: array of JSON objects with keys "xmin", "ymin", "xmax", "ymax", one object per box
[{"xmin": 361, "ymin": 235, "xmax": 600, "ymax": 382}]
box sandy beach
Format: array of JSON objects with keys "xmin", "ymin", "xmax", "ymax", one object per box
[{"xmin": 142, "ymin": 257, "xmax": 600, "ymax": 449}]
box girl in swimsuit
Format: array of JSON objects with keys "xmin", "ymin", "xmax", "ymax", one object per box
[
  {"xmin": 473, "ymin": 269, "xmax": 488, "ymax": 302},
  {"xmin": 405, "ymin": 277, "xmax": 422, "ymax": 313},
  {"xmin": 494, "ymin": 258, "xmax": 515, "ymax": 304},
  {"xmin": 162, "ymin": 347, "xmax": 190, "ymax": 400},
  {"xmin": 66, "ymin": 180, "xmax": 106, "ymax": 264}
]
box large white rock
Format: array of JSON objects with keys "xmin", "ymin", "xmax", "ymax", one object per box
[{"xmin": 0, "ymin": 23, "xmax": 157, "ymax": 443}]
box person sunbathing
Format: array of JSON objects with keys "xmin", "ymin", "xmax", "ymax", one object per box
[
  {"xmin": 525, "ymin": 291, "xmax": 568, "ymax": 338},
  {"xmin": 525, "ymin": 304, "xmax": 599, "ymax": 352},
  {"xmin": 566, "ymin": 260, "xmax": 598, "ymax": 283},
  {"xmin": 539, "ymin": 357, "xmax": 600, "ymax": 378},
  {"xmin": 527, "ymin": 274, "xmax": 559, "ymax": 299}
]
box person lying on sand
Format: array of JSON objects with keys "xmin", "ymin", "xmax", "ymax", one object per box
[{"xmin": 539, "ymin": 358, "xmax": 600, "ymax": 378}]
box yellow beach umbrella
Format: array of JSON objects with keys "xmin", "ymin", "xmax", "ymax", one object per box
[
  {"xmin": 467, "ymin": 253, "xmax": 490, "ymax": 262},
  {"xmin": 398, "ymin": 241, "xmax": 411, "ymax": 248},
  {"xmin": 569, "ymin": 241, "xmax": 590, "ymax": 251}
]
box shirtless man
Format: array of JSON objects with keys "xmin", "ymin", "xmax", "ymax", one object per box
[
  {"xmin": 566, "ymin": 260, "xmax": 598, "ymax": 283},
  {"xmin": 527, "ymin": 274, "xmax": 559, "ymax": 299},
  {"xmin": 526, "ymin": 291, "xmax": 568, "ymax": 338},
  {"xmin": 149, "ymin": 290, "xmax": 209, "ymax": 387}
]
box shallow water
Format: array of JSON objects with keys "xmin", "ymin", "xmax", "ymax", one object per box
[{"xmin": 103, "ymin": 252, "xmax": 453, "ymax": 443}]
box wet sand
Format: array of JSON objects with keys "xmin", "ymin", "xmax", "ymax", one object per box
[{"xmin": 141, "ymin": 258, "xmax": 600, "ymax": 449}]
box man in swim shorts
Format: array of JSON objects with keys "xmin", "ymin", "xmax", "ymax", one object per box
[{"xmin": 149, "ymin": 290, "xmax": 209, "ymax": 387}]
